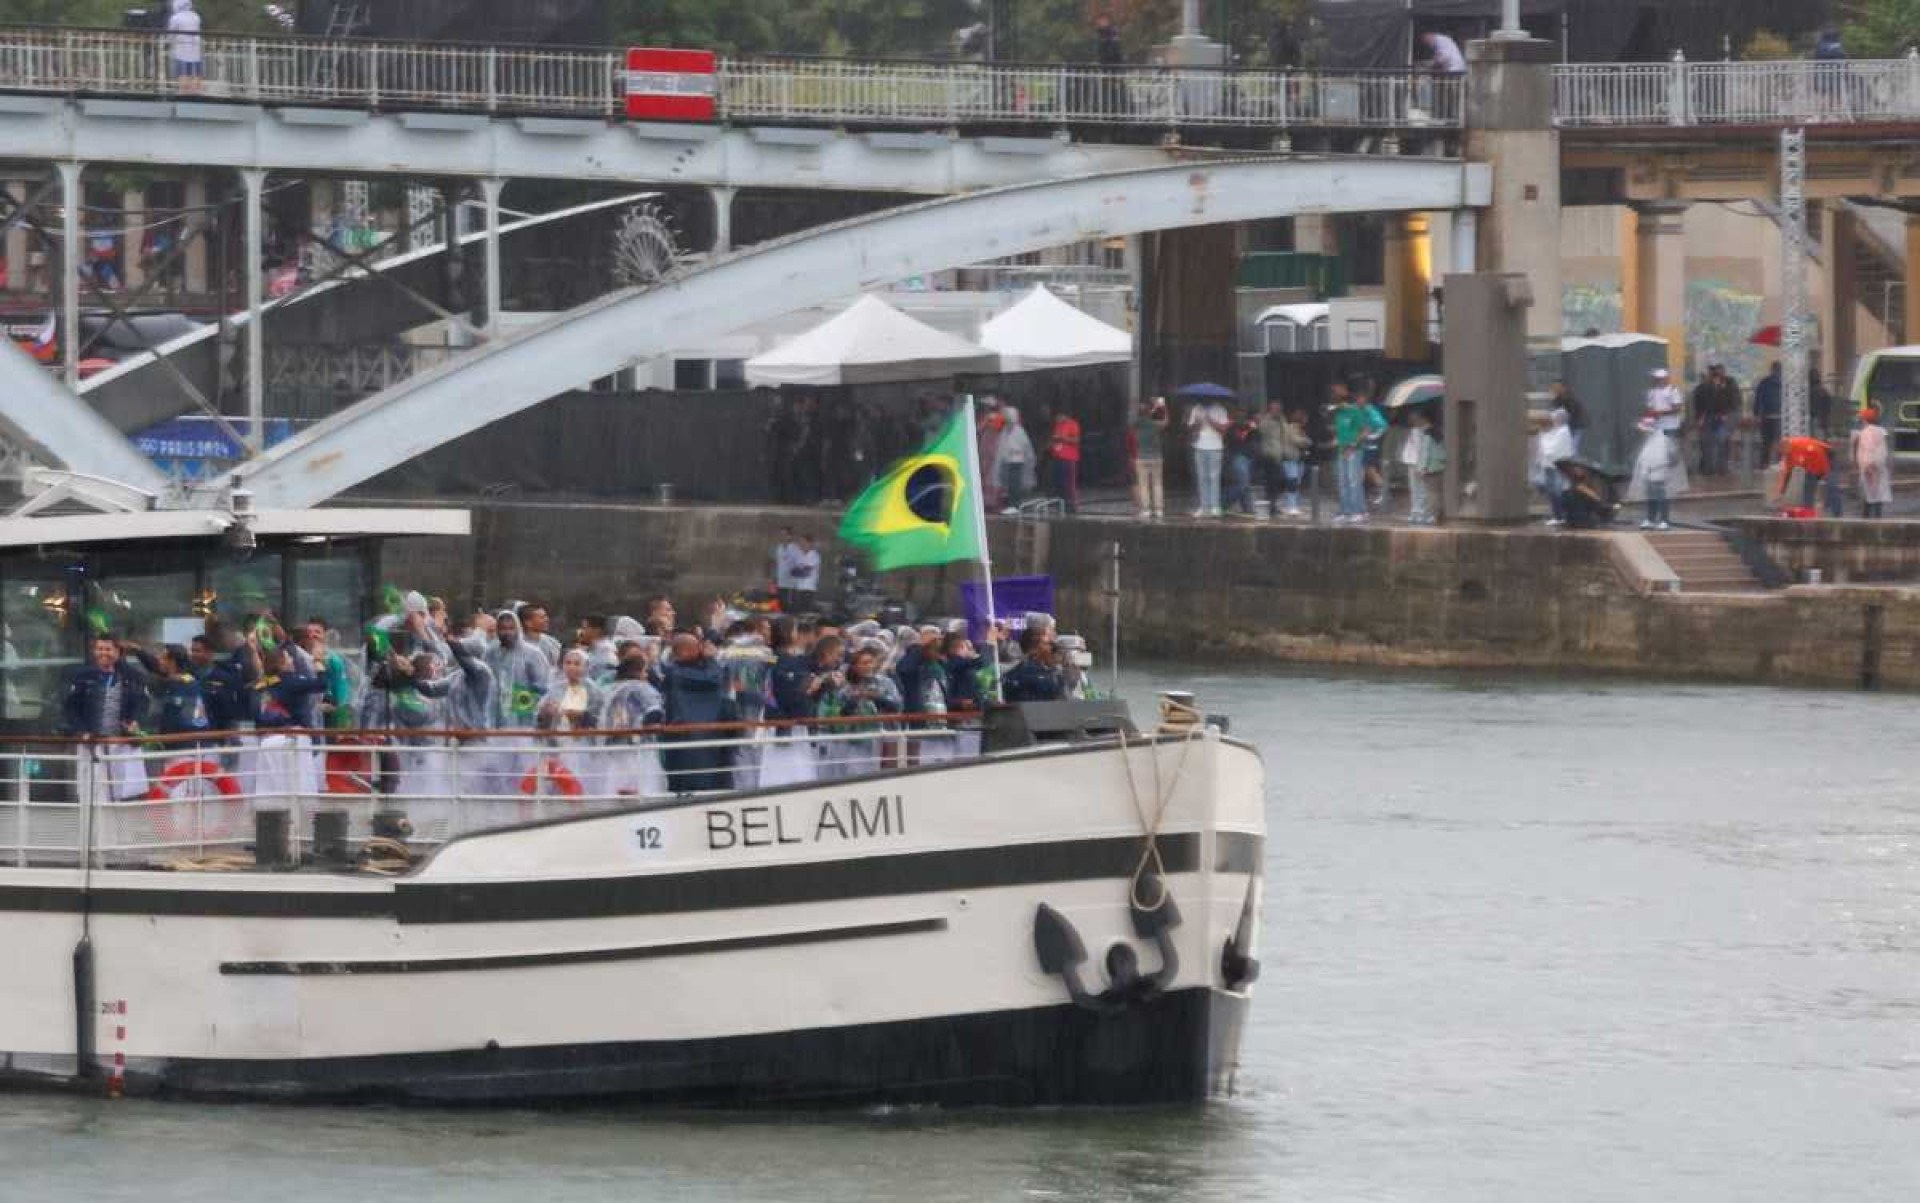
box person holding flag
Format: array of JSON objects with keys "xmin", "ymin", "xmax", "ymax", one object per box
[{"xmin": 839, "ymin": 398, "xmax": 1002, "ymax": 702}]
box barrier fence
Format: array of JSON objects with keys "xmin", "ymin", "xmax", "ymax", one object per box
[
  {"xmin": 1554, "ymin": 57, "xmax": 1920, "ymax": 127},
  {"xmin": 0, "ymin": 715, "xmax": 981, "ymax": 869},
  {"xmin": 0, "ymin": 26, "xmax": 1460, "ymax": 130}
]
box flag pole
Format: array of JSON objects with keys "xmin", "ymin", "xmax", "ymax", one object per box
[{"xmin": 959, "ymin": 394, "xmax": 1002, "ymax": 701}]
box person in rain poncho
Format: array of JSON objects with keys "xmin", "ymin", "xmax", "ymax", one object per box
[
  {"xmin": 601, "ymin": 648, "xmax": 667, "ymax": 798},
  {"xmin": 717, "ymin": 617, "xmax": 776, "ymax": 789},
  {"xmin": 993, "ymin": 406, "xmax": 1037, "ymax": 513},
  {"xmin": 524, "ymin": 648, "xmax": 605, "ymax": 800},
  {"xmin": 813, "ymin": 644, "xmax": 902, "ymax": 780},
  {"xmin": 1852, "ymin": 407, "xmax": 1894, "ymax": 518},
  {"xmin": 167, "ymin": 0, "xmax": 203, "ymax": 90},
  {"xmin": 485, "ymin": 610, "xmax": 553, "ymax": 729},
  {"xmin": 1534, "ymin": 408, "xmax": 1575, "ymax": 527},
  {"xmin": 1627, "ymin": 418, "xmax": 1687, "ymax": 531}
]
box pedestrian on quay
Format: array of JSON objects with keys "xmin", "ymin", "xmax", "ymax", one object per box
[
  {"xmin": 1534, "ymin": 408, "xmax": 1575, "ymax": 527},
  {"xmin": 994, "ymin": 405, "xmax": 1037, "ymax": 514},
  {"xmin": 1046, "ymin": 406, "xmax": 1082, "ymax": 513},
  {"xmin": 1331, "ymin": 382, "xmax": 1376, "ymax": 524},
  {"xmin": 1645, "ymin": 367, "xmax": 1684, "ymax": 435},
  {"xmin": 1401, "ymin": 408, "xmax": 1444, "ymax": 525},
  {"xmin": 1629, "ymin": 417, "xmax": 1687, "ymax": 531},
  {"xmin": 1223, "ymin": 406, "xmax": 1260, "ymax": 517},
  {"xmin": 1129, "ymin": 396, "xmax": 1168, "ymax": 520},
  {"xmin": 1186, "ymin": 393, "xmax": 1230, "ymax": 518},
  {"xmin": 1549, "ymin": 381, "xmax": 1587, "ymax": 452},
  {"xmin": 1690, "ymin": 363, "xmax": 1741, "ymax": 477},
  {"xmin": 1852, "ymin": 406, "xmax": 1893, "ymax": 519},
  {"xmin": 1753, "ymin": 362, "xmax": 1783, "ymax": 466}
]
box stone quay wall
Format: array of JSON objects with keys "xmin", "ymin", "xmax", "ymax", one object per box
[{"xmin": 375, "ymin": 501, "xmax": 1920, "ymax": 691}]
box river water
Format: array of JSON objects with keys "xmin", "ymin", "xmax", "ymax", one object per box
[{"xmin": 4, "ymin": 668, "xmax": 1918, "ymax": 1201}]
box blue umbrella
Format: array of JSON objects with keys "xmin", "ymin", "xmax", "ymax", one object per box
[{"xmin": 1176, "ymin": 382, "xmax": 1237, "ymax": 400}]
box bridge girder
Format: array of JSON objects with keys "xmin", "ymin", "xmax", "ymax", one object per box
[
  {"xmin": 215, "ymin": 155, "xmax": 1491, "ymax": 510},
  {"xmin": 0, "ymin": 97, "xmax": 1186, "ymax": 193},
  {"xmin": 0, "ymin": 342, "xmax": 169, "ymax": 492}
]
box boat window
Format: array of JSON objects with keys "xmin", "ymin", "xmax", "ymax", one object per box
[
  {"xmin": 291, "ymin": 554, "xmax": 364, "ymax": 638},
  {"xmin": 209, "ymin": 554, "xmax": 284, "ymax": 630},
  {"xmin": 89, "ymin": 569, "xmax": 198, "ymax": 649},
  {"xmin": 0, "ymin": 567, "xmax": 80, "ymax": 725}
]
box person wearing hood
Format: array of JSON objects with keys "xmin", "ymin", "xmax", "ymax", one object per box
[
  {"xmin": 167, "ymin": 0, "xmax": 203, "ymax": 92},
  {"xmin": 484, "ymin": 609, "xmax": 553, "ymax": 729},
  {"xmin": 993, "ymin": 406, "xmax": 1037, "ymax": 514},
  {"xmin": 659, "ymin": 632, "xmax": 735, "ymax": 794},
  {"xmin": 601, "ymin": 649, "xmax": 667, "ymax": 798},
  {"xmin": 1627, "ymin": 417, "xmax": 1688, "ymax": 530}
]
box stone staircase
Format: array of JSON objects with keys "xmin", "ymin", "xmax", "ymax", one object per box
[{"xmin": 1645, "ymin": 529, "xmax": 1765, "ymax": 593}]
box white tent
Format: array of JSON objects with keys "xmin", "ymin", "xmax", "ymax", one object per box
[
  {"xmin": 978, "ymin": 285, "xmax": 1132, "ymax": 371},
  {"xmin": 745, "ymin": 294, "xmax": 1000, "ymax": 387}
]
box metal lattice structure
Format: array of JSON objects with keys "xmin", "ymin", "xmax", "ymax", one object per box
[
  {"xmin": 1780, "ymin": 127, "xmax": 1809, "ymax": 440},
  {"xmin": 610, "ymin": 203, "xmax": 681, "ymax": 289}
]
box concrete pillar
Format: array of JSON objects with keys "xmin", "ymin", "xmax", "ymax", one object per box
[
  {"xmin": 3, "ymin": 179, "xmax": 27, "ymax": 294},
  {"xmin": 1617, "ymin": 206, "xmax": 1641, "ymax": 333},
  {"xmin": 121, "ymin": 186, "xmax": 145, "ymax": 293},
  {"xmin": 1384, "ymin": 212, "xmax": 1432, "ymax": 360},
  {"xmin": 1822, "ymin": 204, "xmax": 1857, "ymax": 383},
  {"xmin": 480, "ymin": 176, "xmax": 504, "ymax": 337},
  {"xmin": 1449, "ymin": 209, "xmax": 1478, "ymax": 274},
  {"xmin": 183, "ymin": 172, "xmax": 208, "ymax": 294},
  {"xmin": 1907, "ymin": 213, "xmax": 1920, "ymax": 347},
  {"xmin": 57, "ymin": 161, "xmax": 81, "ymax": 391},
  {"xmin": 1442, "ymin": 272, "xmax": 1533, "ymax": 523},
  {"xmin": 240, "ymin": 167, "xmax": 265, "ymax": 454},
  {"xmin": 1463, "ymin": 38, "xmax": 1562, "ymax": 346},
  {"xmin": 1630, "ymin": 202, "xmax": 1688, "ymax": 376},
  {"xmin": 710, "ymin": 186, "xmax": 735, "ymax": 255}
]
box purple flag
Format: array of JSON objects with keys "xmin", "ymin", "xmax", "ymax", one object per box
[{"xmin": 959, "ymin": 575, "xmax": 1055, "ymax": 643}]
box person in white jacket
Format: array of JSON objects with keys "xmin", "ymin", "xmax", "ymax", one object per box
[
  {"xmin": 1534, "ymin": 408, "xmax": 1576, "ymax": 526},
  {"xmin": 167, "ymin": 0, "xmax": 203, "ymax": 93}
]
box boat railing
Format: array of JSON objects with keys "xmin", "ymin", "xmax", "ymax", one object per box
[{"xmin": 0, "ymin": 714, "xmax": 983, "ymax": 870}]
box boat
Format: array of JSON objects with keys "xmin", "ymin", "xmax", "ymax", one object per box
[{"xmin": 0, "ymin": 505, "xmax": 1265, "ymax": 1106}]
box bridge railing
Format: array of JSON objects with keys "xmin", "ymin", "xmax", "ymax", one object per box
[
  {"xmin": 1556, "ymin": 56, "xmax": 1920, "ymax": 127},
  {"xmin": 713, "ymin": 58, "xmax": 1461, "ymax": 129},
  {"xmin": 0, "ymin": 26, "xmax": 1460, "ymax": 130}
]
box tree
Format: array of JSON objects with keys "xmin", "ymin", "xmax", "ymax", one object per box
[{"xmin": 1843, "ymin": 0, "xmax": 1920, "ymax": 58}]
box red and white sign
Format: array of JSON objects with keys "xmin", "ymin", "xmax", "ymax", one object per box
[{"xmin": 624, "ymin": 47, "xmax": 717, "ymax": 122}]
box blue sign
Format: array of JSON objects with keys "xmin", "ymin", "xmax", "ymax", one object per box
[{"xmin": 133, "ymin": 416, "xmax": 295, "ymax": 478}]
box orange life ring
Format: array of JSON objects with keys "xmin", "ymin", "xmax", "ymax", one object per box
[
  {"xmin": 519, "ymin": 758, "xmax": 585, "ymax": 799},
  {"xmin": 145, "ymin": 757, "xmax": 244, "ymax": 843},
  {"xmin": 324, "ymin": 738, "xmax": 379, "ymax": 796}
]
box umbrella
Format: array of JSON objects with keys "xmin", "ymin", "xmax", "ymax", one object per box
[
  {"xmin": 1175, "ymin": 382, "xmax": 1236, "ymax": 400},
  {"xmin": 1555, "ymin": 455, "xmax": 1628, "ymax": 482},
  {"xmin": 1384, "ymin": 374, "xmax": 1445, "ymax": 409},
  {"xmin": 1750, "ymin": 325, "xmax": 1782, "ymax": 347}
]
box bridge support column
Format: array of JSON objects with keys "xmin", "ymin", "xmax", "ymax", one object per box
[
  {"xmin": 1823, "ymin": 204, "xmax": 1857, "ymax": 384},
  {"xmin": 1907, "ymin": 213, "xmax": 1920, "ymax": 347},
  {"xmin": 710, "ymin": 187, "xmax": 736, "ymax": 255},
  {"xmin": 121, "ymin": 185, "xmax": 145, "ymax": 293},
  {"xmin": 56, "ymin": 161, "xmax": 80, "ymax": 392},
  {"xmin": 1450, "ymin": 210, "xmax": 1478, "ymax": 274},
  {"xmin": 1464, "ymin": 37, "xmax": 1561, "ymax": 348},
  {"xmin": 481, "ymin": 177, "xmax": 504, "ymax": 338},
  {"xmin": 1385, "ymin": 213, "xmax": 1432, "ymax": 360},
  {"xmin": 1442, "ymin": 272, "xmax": 1533, "ymax": 523},
  {"xmin": 183, "ymin": 172, "xmax": 208, "ymax": 294},
  {"xmin": 1628, "ymin": 202, "xmax": 1687, "ymax": 375},
  {"xmin": 241, "ymin": 167, "xmax": 266, "ymax": 455},
  {"xmin": 5, "ymin": 179, "xmax": 29, "ymax": 293}
]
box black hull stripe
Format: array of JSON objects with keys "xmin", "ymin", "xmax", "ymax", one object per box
[
  {"xmin": 220, "ymin": 916, "xmax": 949, "ymax": 975},
  {"xmin": 0, "ymin": 832, "xmax": 1265, "ymax": 922},
  {"xmin": 58, "ymin": 988, "xmax": 1250, "ymax": 1107}
]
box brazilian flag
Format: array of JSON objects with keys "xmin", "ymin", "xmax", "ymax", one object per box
[{"xmin": 839, "ymin": 407, "xmax": 984, "ymax": 572}]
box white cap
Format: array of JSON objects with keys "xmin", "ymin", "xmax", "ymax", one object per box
[
  {"xmin": 403, "ymin": 590, "xmax": 429, "ymax": 614},
  {"xmin": 1651, "ymin": 368, "xmax": 1670, "ymax": 379}
]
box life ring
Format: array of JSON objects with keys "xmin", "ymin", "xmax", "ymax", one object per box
[
  {"xmin": 323, "ymin": 738, "xmax": 378, "ymax": 796},
  {"xmin": 145, "ymin": 758, "xmax": 244, "ymax": 843},
  {"xmin": 519, "ymin": 758, "xmax": 585, "ymax": 800}
]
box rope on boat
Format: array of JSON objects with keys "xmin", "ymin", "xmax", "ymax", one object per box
[{"xmin": 1118, "ymin": 697, "xmax": 1204, "ymax": 914}]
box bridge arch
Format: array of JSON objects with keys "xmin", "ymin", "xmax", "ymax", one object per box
[{"xmin": 218, "ymin": 155, "xmax": 1490, "ymax": 509}]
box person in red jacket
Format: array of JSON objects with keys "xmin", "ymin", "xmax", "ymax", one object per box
[{"xmin": 1046, "ymin": 407, "xmax": 1082, "ymax": 513}]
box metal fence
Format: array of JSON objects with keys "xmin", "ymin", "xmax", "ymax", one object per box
[
  {"xmin": 0, "ymin": 26, "xmax": 1459, "ymax": 131},
  {"xmin": 1555, "ymin": 56, "xmax": 1920, "ymax": 127},
  {"xmin": 0, "ymin": 719, "xmax": 980, "ymax": 869}
]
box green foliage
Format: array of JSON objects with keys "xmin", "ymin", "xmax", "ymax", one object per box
[{"xmin": 1843, "ymin": 0, "xmax": 1920, "ymax": 58}]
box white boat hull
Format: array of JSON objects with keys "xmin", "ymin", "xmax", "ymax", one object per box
[{"xmin": 0, "ymin": 731, "xmax": 1265, "ymax": 1106}]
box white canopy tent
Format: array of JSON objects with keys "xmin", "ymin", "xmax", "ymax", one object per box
[
  {"xmin": 977, "ymin": 284, "xmax": 1133, "ymax": 371},
  {"xmin": 745, "ymin": 294, "xmax": 1000, "ymax": 386}
]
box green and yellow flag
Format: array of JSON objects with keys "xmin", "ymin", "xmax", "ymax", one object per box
[{"xmin": 838, "ymin": 406, "xmax": 985, "ymax": 573}]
